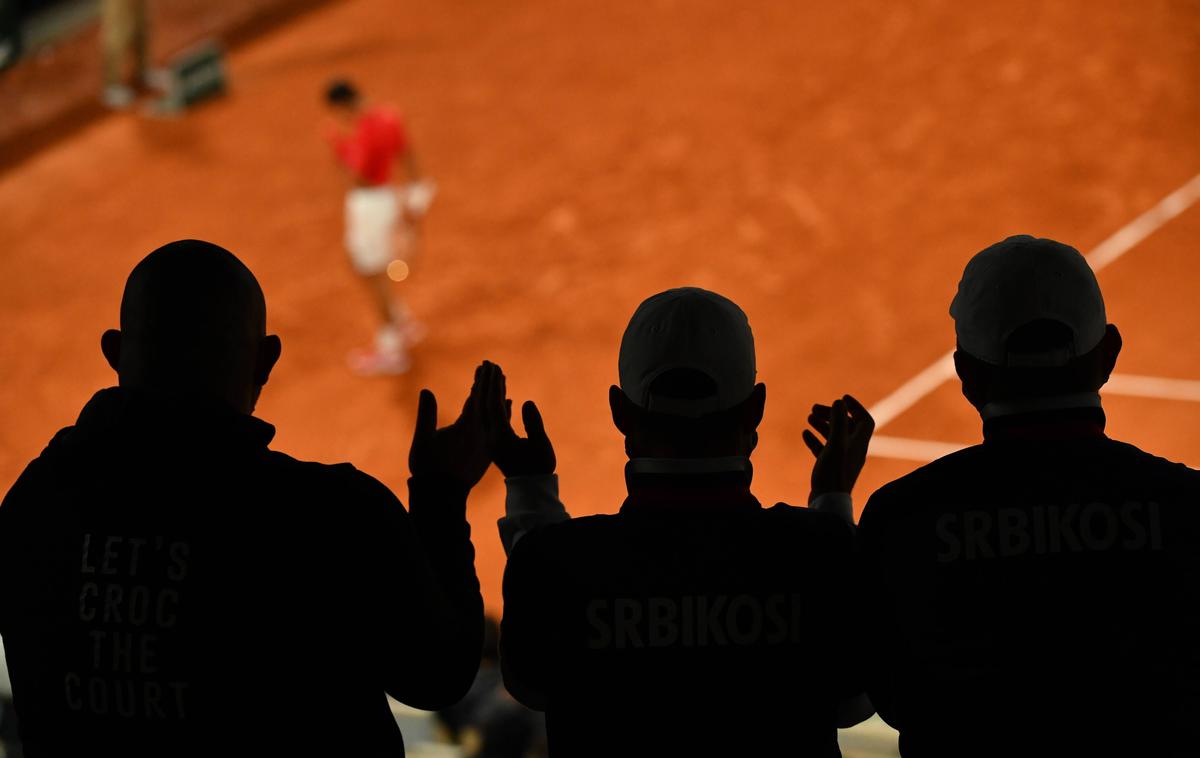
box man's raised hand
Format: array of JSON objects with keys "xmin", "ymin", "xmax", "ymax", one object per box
[
  {"xmin": 408, "ymin": 363, "xmax": 493, "ymax": 488},
  {"xmin": 802, "ymin": 394, "xmax": 875, "ymax": 501},
  {"xmin": 480, "ymin": 361, "xmax": 556, "ymax": 478}
]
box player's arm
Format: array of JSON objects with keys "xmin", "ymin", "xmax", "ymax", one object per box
[
  {"xmin": 396, "ymin": 146, "xmax": 437, "ymax": 227},
  {"xmin": 401, "ymin": 148, "xmax": 421, "ymax": 183},
  {"xmin": 324, "ymin": 123, "xmax": 367, "ymax": 184}
]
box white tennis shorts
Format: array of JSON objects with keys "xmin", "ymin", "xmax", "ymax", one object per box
[{"xmin": 344, "ymin": 186, "xmax": 400, "ymax": 276}]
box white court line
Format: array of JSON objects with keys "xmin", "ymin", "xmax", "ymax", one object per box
[
  {"xmin": 865, "ymin": 351, "xmax": 956, "ymax": 431},
  {"xmin": 1105, "ymin": 373, "xmax": 1200, "ymax": 403},
  {"xmin": 872, "ymin": 373, "xmax": 1200, "ymax": 463},
  {"xmin": 870, "ymin": 435, "xmax": 968, "ymax": 462},
  {"xmin": 1086, "ymin": 173, "xmax": 1200, "ymax": 271},
  {"xmin": 867, "ymin": 170, "xmax": 1200, "ymax": 435}
]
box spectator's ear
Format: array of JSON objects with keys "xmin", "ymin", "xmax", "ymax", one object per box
[
  {"xmin": 954, "ymin": 349, "xmax": 989, "ymax": 411},
  {"xmin": 254, "ymin": 335, "xmax": 282, "ymax": 388},
  {"xmin": 742, "ymin": 383, "xmax": 766, "ymax": 432},
  {"xmin": 609, "ymin": 385, "xmax": 634, "ymax": 436},
  {"xmin": 101, "ymin": 329, "xmax": 122, "ymax": 373},
  {"xmin": 1098, "ymin": 324, "xmax": 1122, "ymax": 385}
]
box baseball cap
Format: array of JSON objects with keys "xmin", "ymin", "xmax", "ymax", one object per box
[
  {"xmin": 950, "ymin": 235, "xmax": 1107, "ymax": 367},
  {"xmin": 618, "ymin": 287, "xmax": 756, "ymax": 417}
]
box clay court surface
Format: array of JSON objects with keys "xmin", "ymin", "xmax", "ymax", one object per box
[{"xmin": 1, "ymin": 0, "xmax": 1199, "ymax": 615}]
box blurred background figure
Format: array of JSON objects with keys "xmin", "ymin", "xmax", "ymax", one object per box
[
  {"xmin": 437, "ymin": 617, "xmax": 547, "ymax": 758},
  {"xmin": 323, "ymin": 77, "xmax": 434, "ymax": 376},
  {"xmin": 100, "ymin": 0, "xmax": 148, "ymax": 108},
  {"xmin": 0, "ymin": 0, "xmax": 20, "ymax": 71}
]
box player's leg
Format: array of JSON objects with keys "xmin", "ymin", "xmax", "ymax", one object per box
[
  {"xmin": 344, "ymin": 188, "xmax": 409, "ymax": 375},
  {"xmin": 388, "ymin": 215, "xmax": 425, "ymax": 344},
  {"xmin": 366, "ymin": 272, "xmax": 396, "ymax": 324},
  {"xmin": 362, "ymin": 271, "xmax": 407, "ymax": 350},
  {"xmin": 395, "ymin": 215, "xmax": 421, "ymax": 263},
  {"xmin": 343, "ymin": 188, "xmax": 408, "ymax": 374}
]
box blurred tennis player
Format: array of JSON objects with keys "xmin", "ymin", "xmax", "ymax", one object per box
[{"xmin": 324, "ymin": 78, "xmax": 435, "ymax": 375}]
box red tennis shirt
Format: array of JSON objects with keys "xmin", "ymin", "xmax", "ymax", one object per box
[{"xmin": 327, "ymin": 106, "xmax": 408, "ymax": 186}]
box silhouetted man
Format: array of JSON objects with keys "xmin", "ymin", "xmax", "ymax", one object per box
[
  {"xmin": 857, "ymin": 235, "xmax": 1200, "ymax": 757},
  {"xmin": 489, "ymin": 288, "xmax": 875, "ymax": 756},
  {"xmin": 0, "ymin": 240, "xmax": 488, "ymax": 756}
]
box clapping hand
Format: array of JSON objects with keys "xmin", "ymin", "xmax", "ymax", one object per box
[
  {"xmin": 408, "ymin": 363, "xmax": 493, "ymax": 488},
  {"xmin": 802, "ymin": 395, "xmax": 875, "ymax": 501},
  {"xmin": 479, "ymin": 361, "xmax": 556, "ymax": 478}
]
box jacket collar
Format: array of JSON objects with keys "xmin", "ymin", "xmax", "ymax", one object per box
[
  {"xmin": 982, "ymin": 404, "xmax": 1107, "ymax": 444},
  {"xmin": 980, "ymin": 391, "xmax": 1101, "ymax": 421},
  {"xmin": 67, "ymin": 386, "xmax": 276, "ymax": 452},
  {"xmin": 620, "ymin": 457, "xmax": 760, "ymax": 514}
]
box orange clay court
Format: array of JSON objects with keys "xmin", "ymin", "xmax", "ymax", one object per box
[{"xmin": 1, "ymin": 0, "xmax": 1199, "ymax": 617}]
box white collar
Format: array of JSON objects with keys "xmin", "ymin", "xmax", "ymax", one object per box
[
  {"xmin": 627, "ymin": 456, "xmax": 752, "ymax": 476},
  {"xmin": 980, "ymin": 392, "xmax": 1101, "ymax": 421}
]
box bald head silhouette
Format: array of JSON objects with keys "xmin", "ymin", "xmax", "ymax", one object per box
[{"xmin": 101, "ymin": 240, "xmax": 282, "ymax": 414}]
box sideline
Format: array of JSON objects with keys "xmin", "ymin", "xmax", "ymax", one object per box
[
  {"xmin": 870, "ymin": 371, "xmax": 1200, "ymax": 462},
  {"xmin": 867, "ymin": 171, "xmax": 1200, "ymax": 434}
]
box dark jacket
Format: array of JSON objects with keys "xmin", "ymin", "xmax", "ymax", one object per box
[
  {"xmin": 858, "ymin": 408, "xmax": 1200, "ymax": 757},
  {"xmin": 0, "ymin": 387, "xmax": 483, "ymax": 757},
  {"xmin": 501, "ymin": 466, "xmax": 864, "ymax": 757}
]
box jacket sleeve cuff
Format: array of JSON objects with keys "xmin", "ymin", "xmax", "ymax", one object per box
[
  {"xmin": 498, "ymin": 474, "xmax": 569, "ymax": 555},
  {"xmin": 808, "ymin": 492, "xmax": 854, "ymax": 524}
]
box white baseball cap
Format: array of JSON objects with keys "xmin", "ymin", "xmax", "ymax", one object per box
[
  {"xmin": 950, "ymin": 235, "xmax": 1107, "ymax": 367},
  {"xmin": 618, "ymin": 287, "xmax": 756, "ymax": 417}
]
